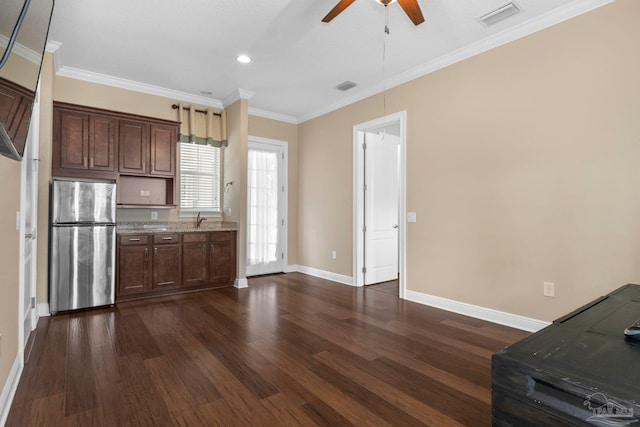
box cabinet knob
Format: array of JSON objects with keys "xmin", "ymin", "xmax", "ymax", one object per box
[
  {"xmin": 83, "ymin": 156, "xmax": 88, "ymax": 168},
  {"xmin": 90, "ymin": 157, "xmax": 94, "ymax": 168},
  {"xmin": 144, "ymin": 248, "xmax": 148, "ymax": 260},
  {"xmin": 129, "ymin": 238, "xmax": 141, "ymax": 242},
  {"xmin": 154, "ymin": 247, "xmax": 158, "ymax": 256},
  {"xmin": 161, "ymin": 237, "xmax": 172, "ymax": 240}
]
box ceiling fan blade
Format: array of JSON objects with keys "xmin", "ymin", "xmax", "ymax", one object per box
[
  {"xmin": 322, "ymin": 0, "xmax": 356, "ymax": 23},
  {"xmin": 397, "ymin": 0, "xmax": 425, "ymax": 26}
]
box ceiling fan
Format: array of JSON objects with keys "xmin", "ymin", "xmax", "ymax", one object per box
[{"xmin": 322, "ymin": 0, "xmax": 425, "ymax": 26}]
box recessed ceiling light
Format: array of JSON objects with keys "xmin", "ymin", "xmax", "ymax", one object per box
[{"xmin": 237, "ymin": 55, "xmax": 252, "ymax": 64}]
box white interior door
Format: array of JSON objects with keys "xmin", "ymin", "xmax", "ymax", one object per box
[
  {"xmin": 246, "ymin": 139, "xmax": 286, "ymax": 276},
  {"xmin": 19, "ymin": 89, "xmax": 40, "ymax": 348},
  {"xmin": 364, "ymin": 131, "xmax": 399, "ymax": 285}
]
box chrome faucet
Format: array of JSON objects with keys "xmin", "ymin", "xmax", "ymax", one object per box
[{"xmin": 196, "ymin": 212, "xmax": 206, "ymax": 228}]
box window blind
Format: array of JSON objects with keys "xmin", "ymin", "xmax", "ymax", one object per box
[{"xmin": 179, "ymin": 142, "xmax": 221, "ymax": 211}]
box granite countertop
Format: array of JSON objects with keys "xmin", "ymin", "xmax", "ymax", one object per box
[{"xmin": 116, "ymin": 221, "xmax": 238, "ymax": 234}]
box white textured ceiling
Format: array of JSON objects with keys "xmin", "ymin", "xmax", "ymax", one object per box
[{"xmin": 47, "ymin": 0, "xmax": 608, "ymax": 122}]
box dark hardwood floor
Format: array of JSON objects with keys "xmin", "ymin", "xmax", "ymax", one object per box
[
  {"xmin": 7, "ymin": 272, "xmax": 529, "ymax": 426},
  {"xmin": 366, "ymin": 279, "xmax": 400, "ymax": 295}
]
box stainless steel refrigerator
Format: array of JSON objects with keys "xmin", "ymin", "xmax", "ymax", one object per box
[{"xmin": 49, "ymin": 178, "xmax": 116, "ymax": 314}]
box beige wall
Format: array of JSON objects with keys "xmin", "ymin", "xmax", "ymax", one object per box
[
  {"xmin": 224, "ymin": 100, "xmax": 249, "ymax": 280},
  {"xmin": 298, "ymin": 0, "xmax": 640, "ymax": 322},
  {"xmin": 0, "ymin": 155, "xmax": 22, "ymax": 397},
  {"xmin": 248, "ymin": 115, "xmax": 299, "ymax": 266},
  {"xmin": 0, "ymin": 50, "xmax": 40, "ymax": 89}
]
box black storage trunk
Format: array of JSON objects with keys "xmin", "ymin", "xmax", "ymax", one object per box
[{"xmin": 492, "ymin": 284, "xmax": 640, "ymax": 426}]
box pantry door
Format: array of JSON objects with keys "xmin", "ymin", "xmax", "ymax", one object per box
[{"xmin": 246, "ymin": 138, "xmax": 287, "ymax": 276}]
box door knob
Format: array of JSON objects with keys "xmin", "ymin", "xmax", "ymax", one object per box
[{"xmin": 393, "ymin": 224, "xmax": 399, "ymax": 229}]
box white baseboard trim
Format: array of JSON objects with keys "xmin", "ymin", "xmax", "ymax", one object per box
[
  {"xmin": 0, "ymin": 352, "xmax": 23, "ymax": 427},
  {"xmin": 37, "ymin": 303, "xmax": 50, "ymax": 318},
  {"xmin": 404, "ymin": 290, "xmax": 550, "ymax": 333},
  {"xmin": 296, "ymin": 265, "xmax": 354, "ymax": 287},
  {"xmin": 283, "ymin": 264, "xmax": 298, "ymax": 273},
  {"xmin": 234, "ymin": 278, "xmax": 249, "ymax": 289}
]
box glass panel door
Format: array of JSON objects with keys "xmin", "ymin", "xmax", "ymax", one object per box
[{"xmin": 246, "ymin": 141, "xmax": 285, "ymax": 276}]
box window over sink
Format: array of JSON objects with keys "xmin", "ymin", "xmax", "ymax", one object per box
[{"xmin": 179, "ymin": 142, "xmax": 221, "ymax": 215}]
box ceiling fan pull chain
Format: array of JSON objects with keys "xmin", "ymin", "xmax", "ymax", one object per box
[{"xmin": 385, "ymin": 6, "xmax": 390, "ymax": 34}]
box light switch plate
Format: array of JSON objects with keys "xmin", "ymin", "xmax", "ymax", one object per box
[{"xmin": 407, "ymin": 212, "xmax": 417, "ymax": 223}]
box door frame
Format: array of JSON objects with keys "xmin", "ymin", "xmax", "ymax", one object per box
[
  {"xmin": 353, "ymin": 111, "xmax": 407, "ymax": 297},
  {"xmin": 246, "ymin": 135, "xmax": 288, "ymax": 275},
  {"xmin": 19, "ymin": 84, "xmax": 41, "ymax": 352}
]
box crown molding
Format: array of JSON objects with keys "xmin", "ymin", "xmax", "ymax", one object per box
[
  {"xmin": 222, "ymin": 88, "xmax": 256, "ymax": 108},
  {"xmin": 45, "ymin": 40, "xmax": 61, "ymax": 53},
  {"xmin": 0, "ymin": 34, "xmax": 42, "ymax": 65},
  {"xmin": 297, "ymin": 0, "xmax": 614, "ymax": 123},
  {"xmin": 249, "ymin": 107, "xmax": 298, "ymax": 124},
  {"xmin": 55, "ymin": 64, "xmax": 225, "ymax": 108}
]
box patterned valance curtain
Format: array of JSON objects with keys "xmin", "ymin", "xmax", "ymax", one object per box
[{"xmin": 176, "ymin": 103, "xmax": 227, "ymax": 147}]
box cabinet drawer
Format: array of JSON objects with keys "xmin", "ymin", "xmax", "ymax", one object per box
[
  {"xmin": 153, "ymin": 234, "xmax": 180, "ymax": 244},
  {"xmin": 183, "ymin": 233, "xmax": 208, "ymax": 243},
  {"xmin": 210, "ymin": 231, "xmax": 234, "ymax": 241},
  {"xmin": 119, "ymin": 235, "xmax": 150, "ymax": 245}
]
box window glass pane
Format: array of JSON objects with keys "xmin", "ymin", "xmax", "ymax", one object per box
[{"xmin": 179, "ymin": 143, "xmax": 221, "ymax": 211}]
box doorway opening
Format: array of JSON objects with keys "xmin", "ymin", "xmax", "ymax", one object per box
[
  {"xmin": 246, "ymin": 136, "xmax": 288, "ymax": 277},
  {"xmin": 353, "ymin": 111, "xmax": 407, "ymax": 298}
]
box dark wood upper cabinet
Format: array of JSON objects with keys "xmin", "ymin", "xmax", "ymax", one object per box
[
  {"xmin": 58, "ymin": 110, "xmax": 89, "ymax": 170},
  {"xmin": 89, "ymin": 115, "xmax": 117, "ymax": 172},
  {"xmin": 149, "ymin": 124, "xmax": 176, "ymax": 176},
  {"xmin": 118, "ymin": 120, "xmax": 149, "ymax": 174},
  {"xmin": 0, "ymin": 77, "xmax": 34, "ymax": 159},
  {"xmin": 52, "ymin": 102, "xmax": 178, "ymax": 207}
]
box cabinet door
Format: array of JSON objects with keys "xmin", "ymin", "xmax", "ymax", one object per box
[
  {"xmin": 89, "ymin": 115, "xmax": 117, "ymax": 171},
  {"xmin": 0, "ymin": 83, "xmax": 22, "ymax": 130},
  {"xmin": 119, "ymin": 120, "xmax": 149, "ymax": 174},
  {"xmin": 118, "ymin": 245, "xmax": 151, "ymax": 295},
  {"xmin": 149, "ymin": 124, "xmax": 176, "ymax": 176},
  {"xmin": 182, "ymin": 242, "xmax": 208, "ymax": 286},
  {"xmin": 153, "ymin": 244, "xmax": 181, "ymax": 289},
  {"xmin": 209, "ymin": 232, "xmax": 236, "ymax": 284},
  {"xmin": 59, "ymin": 110, "xmax": 89, "ymax": 170}
]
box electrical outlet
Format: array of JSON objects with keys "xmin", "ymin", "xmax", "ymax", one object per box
[
  {"xmin": 151, "ymin": 211, "xmax": 158, "ymax": 220},
  {"xmin": 407, "ymin": 212, "xmax": 417, "ymax": 223},
  {"xmin": 331, "ymin": 250, "xmax": 336, "ymax": 260},
  {"xmin": 544, "ymin": 282, "xmax": 555, "ymax": 297}
]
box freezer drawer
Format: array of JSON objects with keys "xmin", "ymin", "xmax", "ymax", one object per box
[
  {"xmin": 51, "ymin": 179, "xmax": 116, "ymax": 224},
  {"xmin": 50, "ymin": 225, "xmax": 115, "ymax": 313}
]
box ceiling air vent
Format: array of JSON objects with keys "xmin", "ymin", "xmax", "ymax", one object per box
[
  {"xmin": 478, "ymin": 2, "xmax": 520, "ymax": 27},
  {"xmin": 336, "ymin": 81, "xmax": 358, "ymax": 91}
]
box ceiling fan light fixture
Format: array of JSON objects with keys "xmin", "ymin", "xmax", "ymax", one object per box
[{"xmin": 375, "ymin": 0, "xmax": 397, "ymax": 5}]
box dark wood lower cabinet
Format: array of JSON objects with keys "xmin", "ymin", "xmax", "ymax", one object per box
[
  {"xmin": 116, "ymin": 230, "xmax": 237, "ymax": 300},
  {"xmin": 209, "ymin": 232, "xmax": 235, "ymax": 283},
  {"xmin": 182, "ymin": 233, "xmax": 208, "ymax": 287},
  {"xmin": 117, "ymin": 236, "xmax": 151, "ymax": 296},
  {"xmin": 152, "ymin": 244, "xmax": 181, "ymax": 289}
]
